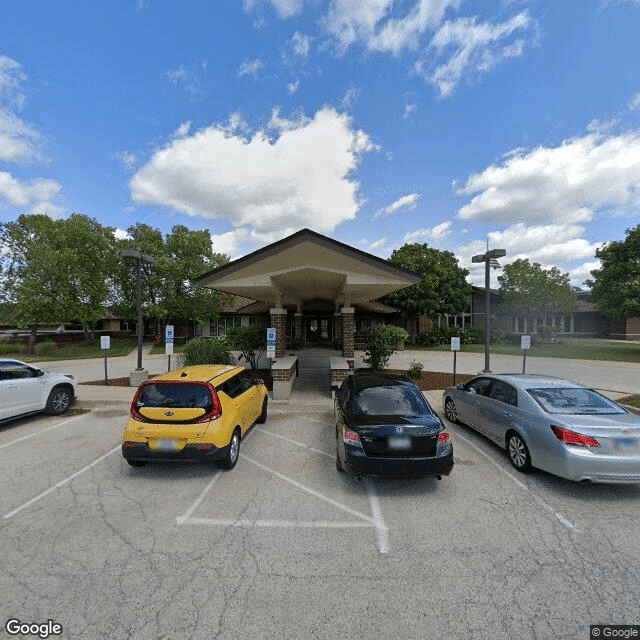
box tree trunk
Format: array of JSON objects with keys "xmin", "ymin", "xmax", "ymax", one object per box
[{"xmin": 25, "ymin": 325, "xmax": 38, "ymax": 355}]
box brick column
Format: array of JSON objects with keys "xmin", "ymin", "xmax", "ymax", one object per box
[
  {"xmin": 341, "ymin": 307, "xmax": 355, "ymax": 367},
  {"xmin": 270, "ymin": 308, "xmax": 287, "ymax": 358},
  {"xmin": 294, "ymin": 313, "xmax": 303, "ymax": 344},
  {"xmin": 333, "ymin": 312, "xmax": 341, "ymax": 343}
]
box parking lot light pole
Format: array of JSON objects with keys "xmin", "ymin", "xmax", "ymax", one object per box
[
  {"xmin": 121, "ymin": 249, "xmax": 155, "ymax": 371},
  {"xmin": 472, "ymin": 248, "xmax": 506, "ymax": 373}
]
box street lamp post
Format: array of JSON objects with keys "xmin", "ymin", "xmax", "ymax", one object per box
[
  {"xmin": 472, "ymin": 248, "xmax": 506, "ymax": 372},
  {"xmin": 121, "ymin": 249, "xmax": 155, "ymax": 373}
]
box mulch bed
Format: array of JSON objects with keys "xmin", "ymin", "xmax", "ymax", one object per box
[{"xmin": 384, "ymin": 370, "xmax": 474, "ymax": 390}]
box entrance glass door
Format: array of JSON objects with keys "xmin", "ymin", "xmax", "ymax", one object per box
[{"xmin": 305, "ymin": 315, "xmax": 332, "ymax": 344}]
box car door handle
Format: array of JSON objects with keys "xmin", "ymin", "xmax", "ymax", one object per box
[{"xmin": 503, "ymin": 411, "xmax": 511, "ymax": 417}]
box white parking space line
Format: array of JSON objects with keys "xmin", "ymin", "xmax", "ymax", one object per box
[
  {"xmin": 451, "ymin": 428, "xmax": 577, "ymax": 531},
  {"xmin": 3, "ymin": 444, "xmax": 120, "ymax": 520},
  {"xmin": 183, "ymin": 518, "xmax": 374, "ymax": 529},
  {"xmin": 176, "ymin": 473, "xmax": 223, "ymax": 524},
  {"xmin": 254, "ymin": 427, "xmax": 334, "ymax": 460},
  {"xmin": 0, "ymin": 411, "xmax": 95, "ymax": 450},
  {"xmin": 304, "ymin": 417, "xmax": 334, "ymax": 427},
  {"xmin": 239, "ymin": 453, "xmax": 376, "ymax": 524},
  {"xmin": 364, "ymin": 477, "xmax": 390, "ymax": 554}
]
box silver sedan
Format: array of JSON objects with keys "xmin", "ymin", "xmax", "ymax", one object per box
[{"xmin": 443, "ymin": 373, "xmax": 640, "ymax": 484}]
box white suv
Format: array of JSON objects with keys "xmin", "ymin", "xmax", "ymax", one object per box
[{"xmin": 0, "ymin": 359, "xmax": 77, "ymax": 421}]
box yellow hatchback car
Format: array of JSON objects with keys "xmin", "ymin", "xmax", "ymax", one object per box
[{"xmin": 122, "ymin": 365, "xmax": 268, "ymax": 470}]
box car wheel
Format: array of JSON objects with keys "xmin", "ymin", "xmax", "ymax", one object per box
[
  {"xmin": 507, "ymin": 431, "xmax": 531, "ymax": 472},
  {"xmin": 220, "ymin": 429, "xmax": 241, "ymax": 470},
  {"xmin": 444, "ymin": 397, "xmax": 459, "ymax": 424},
  {"xmin": 127, "ymin": 460, "xmax": 147, "ymax": 467},
  {"xmin": 256, "ymin": 397, "xmax": 268, "ymax": 424},
  {"xmin": 46, "ymin": 385, "xmax": 73, "ymax": 416}
]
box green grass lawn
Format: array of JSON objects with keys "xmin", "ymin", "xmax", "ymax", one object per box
[
  {"xmin": 0, "ymin": 338, "xmax": 138, "ymax": 361},
  {"xmin": 414, "ymin": 340, "xmax": 640, "ymax": 363}
]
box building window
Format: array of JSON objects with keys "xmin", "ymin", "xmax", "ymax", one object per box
[{"xmin": 211, "ymin": 316, "xmax": 242, "ymax": 336}]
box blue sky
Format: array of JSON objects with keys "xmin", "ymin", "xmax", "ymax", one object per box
[{"xmin": 1, "ymin": 0, "xmax": 640, "ymax": 286}]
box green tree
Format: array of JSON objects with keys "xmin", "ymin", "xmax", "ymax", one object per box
[
  {"xmin": 587, "ymin": 224, "xmax": 640, "ymax": 319},
  {"xmin": 225, "ymin": 325, "xmax": 265, "ymax": 370},
  {"xmin": 64, "ymin": 214, "xmax": 119, "ymax": 344},
  {"xmin": 384, "ymin": 243, "xmax": 471, "ymax": 341},
  {"xmin": 113, "ymin": 224, "xmax": 229, "ymax": 344},
  {"xmin": 497, "ymin": 259, "xmax": 577, "ymax": 326},
  {"xmin": 362, "ymin": 325, "xmax": 409, "ymax": 371},
  {"xmin": 0, "ymin": 215, "xmax": 77, "ymax": 352}
]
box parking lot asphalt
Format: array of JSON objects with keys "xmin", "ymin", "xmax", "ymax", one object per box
[{"xmin": 1, "ymin": 380, "xmax": 639, "ymax": 639}]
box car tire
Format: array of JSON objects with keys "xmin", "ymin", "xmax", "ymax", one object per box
[
  {"xmin": 127, "ymin": 460, "xmax": 147, "ymax": 467},
  {"xmin": 336, "ymin": 430, "xmax": 345, "ymax": 472},
  {"xmin": 444, "ymin": 397, "xmax": 459, "ymax": 424},
  {"xmin": 256, "ymin": 397, "xmax": 268, "ymax": 424},
  {"xmin": 507, "ymin": 431, "xmax": 532, "ymax": 472},
  {"xmin": 45, "ymin": 385, "xmax": 74, "ymax": 416},
  {"xmin": 220, "ymin": 429, "xmax": 241, "ymax": 470}
]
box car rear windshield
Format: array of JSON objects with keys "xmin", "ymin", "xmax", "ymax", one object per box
[
  {"xmin": 352, "ymin": 384, "xmax": 430, "ymax": 417},
  {"xmin": 526, "ymin": 387, "xmax": 626, "ymax": 415},
  {"xmin": 137, "ymin": 383, "xmax": 213, "ymax": 411}
]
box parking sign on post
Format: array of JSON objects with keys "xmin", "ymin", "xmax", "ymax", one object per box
[
  {"xmin": 521, "ymin": 335, "xmax": 531, "ymax": 374},
  {"xmin": 166, "ymin": 325, "xmax": 174, "ymax": 370},
  {"xmin": 451, "ymin": 337, "xmax": 461, "ymax": 385},
  {"xmin": 267, "ymin": 327, "xmax": 276, "ymax": 360},
  {"xmin": 101, "ymin": 335, "xmax": 110, "ymax": 385}
]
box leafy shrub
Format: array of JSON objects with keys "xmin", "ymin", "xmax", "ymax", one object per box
[
  {"xmin": 407, "ymin": 359, "xmax": 424, "ymax": 380},
  {"xmin": 417, "ymin": 325, "xmax": 486, "ymax": 346},
  {"xmin": 362, "ymin": 325, "xmax": 409, "ymax": 371},
  {"xmin": 225, "ymin": 325, "xmax": 265, "ymax": 369},
  {"xmin": 179, "ymin": 337, "xmax": 231, "ymax": 367}
]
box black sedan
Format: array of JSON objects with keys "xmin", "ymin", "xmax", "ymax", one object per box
[{"xmin": 334, "ymin": 369, "xmax": 454, "ymax": 478}]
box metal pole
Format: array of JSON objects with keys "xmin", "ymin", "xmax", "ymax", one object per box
[
  {"xmin": 484, "ymin": 258, "xmax": 491, "ymax": 372},
  {"xmin": 136, "ymin": 257, "xmax": 143, "ymax": 371},
  {"xmin": 453, "ymin": 350, "xmax": 457, "ymax": 386}
]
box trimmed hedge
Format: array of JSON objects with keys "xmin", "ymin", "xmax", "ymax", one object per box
[
  {"xmin": 417, "ymin": 325, "xmax": 485, "ymax": 346},
  {"xmin": 179, "ymin": 337, "xmax": 231, "ymax": 366}
]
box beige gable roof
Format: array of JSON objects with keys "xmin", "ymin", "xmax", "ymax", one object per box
[{"xmin": 199, "ymin": 229, "xmax": 419, "ymax": 312}]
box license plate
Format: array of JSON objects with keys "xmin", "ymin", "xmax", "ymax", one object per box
[
  {"xmin": 388, "ymin": 436, "xmax": 411, "ymax": 450},
  {"xmin": 156, "ymin": 439, "xmax": 178, "ymax": 452},
  {"xmin": 615, "ymin": 437, "xmax": 639, "ymax": 453}
]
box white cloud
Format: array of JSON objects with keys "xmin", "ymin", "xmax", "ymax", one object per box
[
  {"xmin": 118, "ymin": 151, "xmax": 137, "ymax": 171},
  {"xmin": 287, "ymin": 80, "xmax": 300, "ymax": 95},
  {"xmin": 173, "ymin": 121, "xmax": 192, "ymax": 138},
  {"xmin": 404, "ymin": 221, "xmax": 452, "ymax": 242},
  {"xmin": 130, "ymin": 107, "xmax": 377, "ymax": 242},
  {"xmin": 237, "ymin": 58, "xmax": 265, "ymax": 78},
  {"xmin": 114, "ymin": 228, "xmax": 132, "ymax": 240},
  {"xmin": 0, "ymin": 56, "xmax": 46, "ymax": 164},
  {"xmin": 340, "ymin": 86, "xmax": 360, "ymax": 109},
  {"xmin": 629, "ymin": 93, "xmax": 640, "ymax": 111},
  {"xmin": 457, "ymin": 129, "xmax": 640, "ymax": 225},
  {"xmin": 374, "ymin": 193, "xmax": 420, "ymax": 219},
  {"xmin": 243, "ymin": 0, "xmax": 304, "ymax": 19},
  {"xmin": 322, "ymin": 0, "xmax": 458, "ymax": 56},
  {"xmin": 210, "ymin": 228, "xmax": 253, "ymax": 259},
  {"xmin": 162, "ymin": 62, "xmax": 206, "ymax": 99},
  {"xmin": 291, "ymin": 31, "xmax": 311, "ymax": 57},
  {"xmin": 457, "ymin": 223, "xmax": 602, "ymax": 287},
  {"xmin": 0, "ymin": 171, "xmax": 63, "ymax": 216},
  {"xmin": 419, "ymin": 11, "xmax": 533, "ymax": 97}
]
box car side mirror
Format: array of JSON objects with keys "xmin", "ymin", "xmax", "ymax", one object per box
[
  {"xmin": 456, "ymin": 384, "xmax": 464, "ymax": 390},
  {"xmin": 254, "ymin": 378, "xmax": 265, "ymax": 386}
]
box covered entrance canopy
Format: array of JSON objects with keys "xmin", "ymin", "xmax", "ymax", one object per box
[{"xmin": 198, "ymin": 229, "xmax": 420, "ymax": 360}]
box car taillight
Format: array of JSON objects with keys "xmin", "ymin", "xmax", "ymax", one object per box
[
  {"xmin": 437, "ymin": 431, "xmax": 451, "ymax": 443},
  {"xmin": 551, "ymin": 426, "xmax": 599, "ymax": 447},
  {"xmin": 343, "ymin": 427, "xmax": 362, "ymax": 446}
]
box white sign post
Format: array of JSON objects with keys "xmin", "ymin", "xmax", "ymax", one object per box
[
  {"xmin": 266, "ymin": 327, "xmax": 276, "ymax": 360},
  {"xmin": 166, "ymin": 325, "xmax": 174, "ymax": 371},
  {"xmin": 521, "ymin": 335, "xmax": 531, "ymax": 374},
  {"xmin": 100, "ymin": 335, "xmax": 111, "ymax": 385},
  {"xmin": 451, "ymin": 336, "xmax": 461, "ymax": 385}
]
